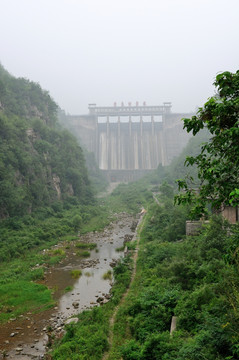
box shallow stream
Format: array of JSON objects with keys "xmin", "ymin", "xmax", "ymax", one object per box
[{"xmin": 0, "ymin": 213, "xmax": 136, "ymax": 360}]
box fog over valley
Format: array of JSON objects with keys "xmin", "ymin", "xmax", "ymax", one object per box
[{"xmin": 1, "ymin": 0, "xmax": 239, "ymax": 114}]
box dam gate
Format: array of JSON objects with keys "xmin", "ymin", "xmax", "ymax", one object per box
[{"xmin": 64, "ymin": 103, "xmax": 192, "ymax": 181}]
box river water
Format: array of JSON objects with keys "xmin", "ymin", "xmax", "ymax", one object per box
[{"xmin": 0, "ymin": 212, "xmax": 136, "ymax": 360}]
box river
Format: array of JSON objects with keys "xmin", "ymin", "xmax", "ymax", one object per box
[{"xmin": 0, "ymin": 212, "xmax": 136, "ymax": 360}]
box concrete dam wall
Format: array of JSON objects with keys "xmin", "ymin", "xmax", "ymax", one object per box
[
  {"xmin": 63, "ymin": 103, "xmax": 192, "ymax": 181},
  {"xmin": 98, "ymin": 121, "xmax": 163, "ymax": 170}
]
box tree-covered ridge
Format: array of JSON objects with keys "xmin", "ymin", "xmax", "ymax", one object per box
[
  {"xmin": 0, "ymin": 63, "xmax": 57, "ymax": 125},
  {"xmin": 0, "ymin": 64, "xmax": 93, "ymax": 218}
]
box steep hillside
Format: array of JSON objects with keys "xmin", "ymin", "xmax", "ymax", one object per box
[{"xmin": 0, "ymin": 64, "xmax": 93, "ymax": 218}]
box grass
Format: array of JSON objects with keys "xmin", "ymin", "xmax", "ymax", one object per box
[
  {"xmin": 51, "ymin": 248, "xmax": 66, "ymax": 256},
  {"xmin": 102, "ymin": 270, "xmax": 112, "ymax": 280},
  {"xmin": 70, "ymin": 269, "xmax": 82, "ymax": 279},
  {"xmin": 0, "ymin": 281, "xmax": 54, "ymax": 323},
  {"xmin": 61, "ymin": 234, "xmax": 79, "ymax": 242},
  {"xmin": 64, "ymin": 285, "xmax": 73, "ymax": 293},
  {"xmin": 25, "ymin": 267, "xmax": 45, "ymax": 281},
  {"xmin": 84, "ymin": 271, "xmax": 92, "ymax": 277},
  {"xmin": 80, "ymin": 210, "xmax": 110, "ymax": 234},
  {"xmin": 48, "ymin": 255, "xmax": 63, "ymax": 265},
  {"xmin": 77, "ymin": 250, "xmax": 90, "ymax": 258},
  {"xmin": 127, "ymin": 240, "xmax": 137, "ymax": 250},
  {"xmin": 107, "ymin": 269, "xmax": 142, "ymax": 359},
  {"xmin": 75, "ymin": 242, "xmax": 97, "ymax": 250},
  {"xmin": 116, "ymin": 245, "xmax": 125, "ymax": 252}
]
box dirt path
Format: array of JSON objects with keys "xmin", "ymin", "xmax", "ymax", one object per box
[{"xmin": 102, "ymin": 211, "xmax": 146, "ymax": 360}]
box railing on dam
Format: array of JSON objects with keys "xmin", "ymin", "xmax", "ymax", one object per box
[{"xmin": 88, "ymin": 102, "xmax": 172, "ymax": 117}]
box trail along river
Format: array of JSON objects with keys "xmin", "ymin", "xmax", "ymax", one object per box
[{"xmin": 0, "ymin": 212, "xmax": 137, "ymax": 360}]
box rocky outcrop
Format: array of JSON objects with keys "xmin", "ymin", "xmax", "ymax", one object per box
[{"xmin": 53, "ymin": 175, "xmax": 61, "ymax": 200}]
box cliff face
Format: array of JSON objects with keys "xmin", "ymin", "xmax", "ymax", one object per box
[{"xmin": 0, "ymin": 64, "xmax": 93, "ymax": 218}]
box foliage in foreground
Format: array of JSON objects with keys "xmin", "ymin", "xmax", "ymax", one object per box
[
  {"xmin": 175, "ymin": 70, "xmax": 239, "ymax": 217},
  {"xmin": 109, "ymin": 196, "xmax": 239, "ymax": 360}
]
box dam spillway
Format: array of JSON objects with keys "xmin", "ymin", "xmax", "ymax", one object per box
[
  {"xmin": 97, "ymin": 120, "xmax": 163, "ymax": 170},
  {"xmin": 63, "ymin": 102, "xmax": 192, "ymax": 181}
]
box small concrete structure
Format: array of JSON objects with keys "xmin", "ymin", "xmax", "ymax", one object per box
[
  {"xmin": 186, "ymin": 220, "xmax": 209, "ymax": 236},
  {"xmin": 170, "ymin": 316, "xmax": 177, "ymax": 335},
  {"xmin": 186, "ymin": 206, "xmax": 239, "ymax": 236},
  {"xmin": 221, "ymin": 206, "xmax": 238, "ymax": 224}
]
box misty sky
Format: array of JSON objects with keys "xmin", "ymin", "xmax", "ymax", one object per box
[{"xmin": 0, "ymin": 0, "xmax": 239, "ymax": 114}]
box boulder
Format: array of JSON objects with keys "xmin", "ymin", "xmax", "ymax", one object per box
[
  {"xmin": 72, "ymin": 302, "xmax": 79, "ymax": 309},
  {"xmin": 65, "ymin": 317, "xmax": 79, "ymax": 325}
]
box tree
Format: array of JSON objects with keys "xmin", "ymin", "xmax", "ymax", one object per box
[{"xmin": 175, "ymin": 70, "xmax": 239, "ymax": 217}]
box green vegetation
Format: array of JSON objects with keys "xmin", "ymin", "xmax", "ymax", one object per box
[
  {"xmin": 0, "ymin": 63, "xmax": 93, "ymax": 219},
  {"xmin": 75, "ymin": 242, "xmax": 97, "ymax": 250},
  {"xmin": 51, "ymin": 248, "xmax": 66, "ymax": 256},
  {"xmin": 0, "ymin": 63, "xmax": 112, "ymax": 325},
  {"xmin": 2, "ymin": 63, "xmax": 239, "ymax": 360},
  {"xmin": 0, "ymin": 155, "xmax": 149, "ymax": 325},
  {"xmin": 0, "ymin": 197, "xmax": 118, "ymax": 324},
  {"xmin": 105, "ymin": 193, "xmax": 239, "ymax": 359},
  {"xmin": 127, "ymin": 240, "xmax": 137, "ymax": 251},
  {"xmin": 146, "ymin": 130, "xmax": 209, "ymax": 191},
  {"xmin": 0, "ymin": 203, "xmax": 105, "ymax": 262},
  {"xmin": 77, "ymin": 250, "xmax": 90, "ymax": 258},
  {"xmin": 64, "ymin": 286, "xmax": 73, "ymax": 293},
  {"xmin": 106, "ymin": 181, "xmax": 153, "ymax": 214},
  {"xmin": 176, "ymin": 70, "xmax": 239, "ymax": 217},
  {"xmin": 103, "ymin": 71, "xmax": 239, "ymax": 359},
  {"xmin": 103, "ymin": 270, "xmax": 113, "ymax": 280},
  {"xmin": 70, "ymin": 270, "xmax": 82, "ymax": 279},
  {"xmin": 84, "ymin": 271, "xmax": 92, "ymax": 277},
  {"xmin": 0, "ymin": 281, "xmax": 54, "ymax": 323},
  {"xmin": 116, "ymin": 245, "xmax": 125, "ymax": 252}
]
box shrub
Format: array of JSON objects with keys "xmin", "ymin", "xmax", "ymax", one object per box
[
  {"xmin": 103, "ymin": 270, "xmax": 112, "ymax": 280},
  {"xmin": 77, "ymin": 250, "xmax": 90, "ymax": 258},
  {"xmin": 64, "ymin": 286, "xmax": 73, "ymax": 293},
  {"xmin": 70, "ymin": 270, "xmax": 82, "ymax": 279}
]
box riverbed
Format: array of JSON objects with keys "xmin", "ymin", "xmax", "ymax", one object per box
[{"xmin": 0, "ymin": 212, "xmax": 136, "ymax": 360}]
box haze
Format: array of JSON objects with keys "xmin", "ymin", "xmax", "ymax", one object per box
[{"xmin": 1, "ymin": 0, "xmax": 238, "ymax": 114}]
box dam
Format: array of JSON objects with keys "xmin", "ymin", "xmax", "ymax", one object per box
[{"xmin": 63, "ymin": 102, "xmax": 192, "ymax": 181}]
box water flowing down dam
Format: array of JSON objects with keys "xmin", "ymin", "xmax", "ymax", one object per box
[
  {"xmin": 98, "ymin": 120, "xmax": 163, "ymax": 170},
  {"xmin": 63, "ymin": 102, "xmax": 192, "ymax": 181}
]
